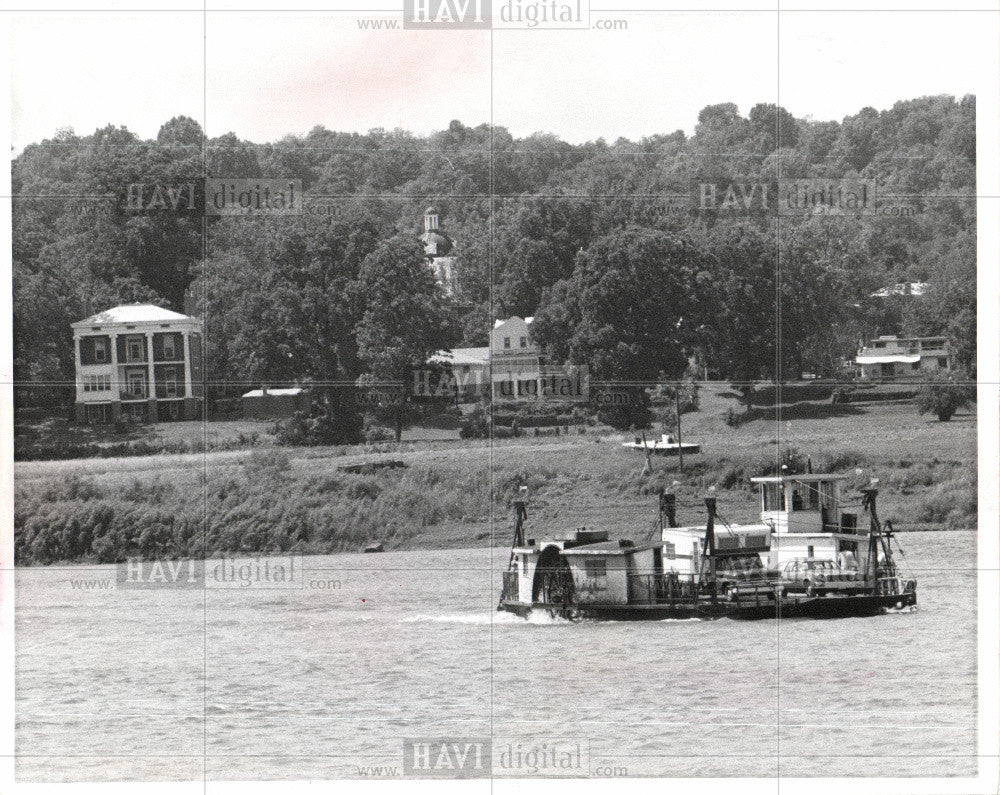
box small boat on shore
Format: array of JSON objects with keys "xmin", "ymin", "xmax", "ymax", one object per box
[
  {"xmin": 622, "ymin": 433, "xmax": 701, "ymax": 456},
  {"xmin": 497, "ymin": 472, "xmax": 916, "ymax": 621},
  {"xmin": 363, "ymin": 542, "xmax": 385, "ymax": 553}
]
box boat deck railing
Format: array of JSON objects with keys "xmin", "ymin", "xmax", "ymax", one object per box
[
  {"xmin": 627, "ymin": 572, "xmax": 785, "ymax": 607},
  {"xmin": 875, "ymin": 575, "xmax": 916, "ymax": 596},
  {"xmin": 499, "ymin": 570, "xmax": 912, "ymax": 608}
]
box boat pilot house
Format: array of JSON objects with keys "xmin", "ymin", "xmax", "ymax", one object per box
[{"xmin": 751, "ymin": 473, "xmax": 861, "ymax": 568}]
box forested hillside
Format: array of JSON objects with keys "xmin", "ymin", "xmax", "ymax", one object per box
[{"xmin": 13, "ymin": 96, "xmax": 976, "ymax": 403}]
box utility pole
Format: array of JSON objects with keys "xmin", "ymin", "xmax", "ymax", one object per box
[{"xmin": 675, "ymin": 384, "xmax": 684, "ymax": 474}]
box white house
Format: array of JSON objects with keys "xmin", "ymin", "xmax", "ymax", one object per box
[
  {"xmin": 869, "ymin": 282, "xmax": 929, "ymax": 298},
  {"xmin": 429, "ymin": 316, "xmax": 543, "ymax": 400},
  {"xmin": 489, "ymin": 317, "xmax": 542, "ymax": 400},
  {"xmin": 855, "ymin": 335, "xmax": 952, "ymax": 380},
  {"xmin": 71, "ymin": 304, "xmax": 203, "ymax": 423}
]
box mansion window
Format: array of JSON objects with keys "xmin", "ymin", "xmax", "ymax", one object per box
[
  {"xmin": 127, "ymin": 372, "xmax": 146, "ymax": 397},
  {"xmin": 164, "ymin": 369, "xmax": 179, "ymax": 397},
  {"xmin": 126, "ymin": 337, "xmax": 144, "ymax": 363},
  {"xmin": 504, "ymin": 337, "xmax": 511, "ymax": 349},
  {"xmin": 163, "ymin": 335, "xmax": 176, "ymax": 360},
  {"xmin": 83, "ymin": 374, "xmax": 111, "ymax": 392},
  {"xmin": 93, "ymin": 338, "xmax": 108, "ymax": 363},
  {"xmin": 86, "ymin": 404, "xmax": 110, "ymax": 423},
  {"xmin": 520, "ymin": 336, "xmax": 527, "ymax": 348}
]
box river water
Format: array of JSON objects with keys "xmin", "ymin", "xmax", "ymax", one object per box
[{"xmin": 15, "ymin": 530, "xmax": 977, "ymax": 781}]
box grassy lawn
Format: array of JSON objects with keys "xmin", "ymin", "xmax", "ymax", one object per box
[
  {"xmin": 14, "ymin": 414, "xmax": 279, "ymax": 460},
  {"xmin": 13, "ymin": 385, "xmax": 976, "ymax": 564}
]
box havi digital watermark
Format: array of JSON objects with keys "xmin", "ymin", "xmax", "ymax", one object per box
[
  {"xmin": 403, "ymin": 0, "xmax": 589, "ymax": 28},
  {"xmin": 117, "ymin": 555, "xmax": 303, "ymax": 589},
  {"xmin": 403, "ymin": 738, "xmax": 490, "ymax": 778}
]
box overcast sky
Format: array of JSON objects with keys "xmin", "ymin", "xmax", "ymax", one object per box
[{"xmin": 8, "ymin": 7, "xmax": 995, "ymax": 151}]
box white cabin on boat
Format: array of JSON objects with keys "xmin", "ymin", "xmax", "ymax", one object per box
[
  {"xmin": 507, "ymin": 528, "xmax": 678, "ymax": 607},
  {"xmin": 750, "ymin": 473, "xmax": 865, "ymax": 569},
  {"xmin": 661, "ymin": 473, "xmax": 869, "ymax": 574}
]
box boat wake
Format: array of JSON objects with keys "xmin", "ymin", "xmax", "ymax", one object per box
[{"xmin": 402, "ymin": 611, "xmax": 573, "ymax": 625}]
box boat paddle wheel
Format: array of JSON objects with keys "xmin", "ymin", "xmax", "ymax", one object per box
[{"xmin": 531, "ymin": 546, "xmax": 577, "ymax": 613}]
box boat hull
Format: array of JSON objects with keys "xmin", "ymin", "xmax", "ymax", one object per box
[
  {"xmin": 731, "ymin": 590, "xmax": 917, "ymax": 620},
  {"xmin": 622, "ymin": 443, "xmax": 701, "ymax": 456},
  {"xmin": 498, "ymin": 589, "xmax": 916, "ymax": 622}
]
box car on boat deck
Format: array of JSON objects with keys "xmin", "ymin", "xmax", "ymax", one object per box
[
  {"xmin": 715, "ymin": 552, "xmax": 780, "ymax": 600},
  {"xmin": 778, "ymin": 557, "xmax": 863, "ymax": 595}
]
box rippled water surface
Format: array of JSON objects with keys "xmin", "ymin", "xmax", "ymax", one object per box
[{"xmin": 16, "ymin": 530, "xmax": 977, "ymax": 780}]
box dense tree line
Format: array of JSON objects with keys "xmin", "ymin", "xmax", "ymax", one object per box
[{"xmin": 13, "ymin": 97, "xmax": 976, "ymax": 412}]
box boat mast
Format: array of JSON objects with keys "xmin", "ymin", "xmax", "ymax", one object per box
[
  {"xmin": 860, "ymin": 480, "xmax": 898, "ymax": 587},
  {"xmin": 507, "ymin": 486, "xmax": 529, "ymax": 571},
  {"xmin": 703, "ymin": 494, "xmax": 718, "ymax": 603},
  {"xmin": 658, "ymin": 489, "xmax": 677, "ymax": 533}
]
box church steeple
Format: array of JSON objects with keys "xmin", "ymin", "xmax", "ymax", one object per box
[
  {"xmin": 418, "ymin": 205, "xmax": 455, "ymax": 295},
  {"xmin": 424, "ymin": 207, "xmax": 439, "ymax": 232}
]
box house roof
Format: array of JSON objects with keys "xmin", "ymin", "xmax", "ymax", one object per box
[
  {"xmin": 856, "ymin": 354, "xmax": 921, "ymax": 365},
  {"xmin": 868, "ymin": 334, "xmax": 947, "ymax": 343},
  {"xmin": 493, "ymin": 316, "xmax": 534, "ymax": 329},
  {"xmin": 429, "ymin": 347, "xmax": 490, "ymax": 366},
  {"xmin": 241, "ymin": 387, "xmax": 305, "ymax": 398},
  {"xmin": 870, "ymin": 282, "xmax": 929, "ymax": 298},
  {"xmin": 72, "ymin": 304, "xmax": 196, "ymax": 327}
]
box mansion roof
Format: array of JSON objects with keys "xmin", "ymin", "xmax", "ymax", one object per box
[{"xmin": 72, "ymin": 304, "xmax": 197, "ymax": 328}]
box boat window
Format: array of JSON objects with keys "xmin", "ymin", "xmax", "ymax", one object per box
[
  {"xmin": 584, "ymin": 559, "xmax": 607, "ymax": 579},
  {"xmin": 762, "ymin": 484, "xmax": 783, "ymax": 511}
]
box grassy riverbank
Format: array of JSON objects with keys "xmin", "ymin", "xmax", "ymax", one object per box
[{"xmin": 13, "ymin": 388, "xmax": 977, "ymax": 565}]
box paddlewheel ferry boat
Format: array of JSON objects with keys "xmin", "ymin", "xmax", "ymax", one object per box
[{"xmin": 497, "ymin": 472, "xmax": 917, "ymax": 621}]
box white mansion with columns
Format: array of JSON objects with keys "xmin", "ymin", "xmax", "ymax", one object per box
[{"xmin": 71, "ymin": 304, "xmax": 204, "ymax": 423}]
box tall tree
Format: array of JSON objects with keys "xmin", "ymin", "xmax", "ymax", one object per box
[
  {"xmin": 355, "ymin": 236, "xmax": 456, "ymax": 440},
  {"xmin": 533, "ymin": 227, "xmax": 709, "ymax": 429}
]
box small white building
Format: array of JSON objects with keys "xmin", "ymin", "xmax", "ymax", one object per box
[
  {"xmin": 870, "ymin": 282, "xmax": 929, "ymax": 298},
  {"xmin": 855, "ymin": 335, "xmax": 952, "ymax": 380},
  {"xmin": 241, "ymin": 386, "xmax": 310, "ymax": 419},
  {"xmin": 71, "ymin": 304, "xmax": 203, "ymax": 423}
]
